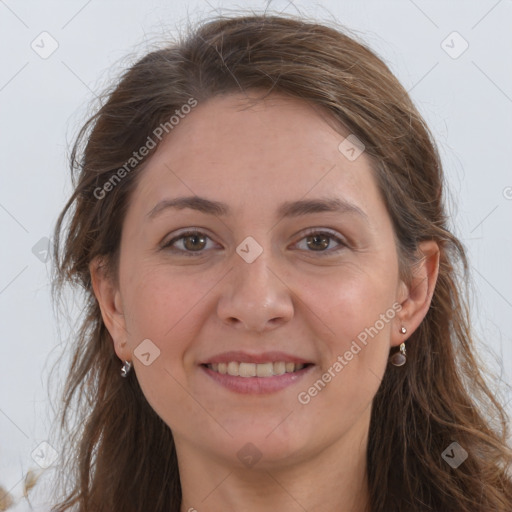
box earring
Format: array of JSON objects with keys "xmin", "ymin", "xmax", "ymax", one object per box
[
  {"xmin": 389, "ymin": 327, "xmax": 407, "ymax": 366},
  {"xmin": 120, "ymin": 360, "xmax": 132, "ymax": 377}
]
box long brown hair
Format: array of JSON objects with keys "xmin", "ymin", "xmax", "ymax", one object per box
[{"xmin": 50, "ymin": 12, "xmax": 512, "ymax": 512}]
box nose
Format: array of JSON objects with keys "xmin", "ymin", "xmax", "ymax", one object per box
[{"xmin": 216, "ymin": 249, "xmax": 294, "ymax": 333}]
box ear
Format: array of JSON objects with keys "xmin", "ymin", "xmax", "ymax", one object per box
[
  {"xmin": 89, "ymin": 256, "xmax": 131, "ymax": 362},
  {"xmin": 391, "ymin": 240, "xmax": 440, "ymax": 347}
]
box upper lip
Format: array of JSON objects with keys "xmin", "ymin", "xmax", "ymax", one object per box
[{"xmin": 200, "ymin": 351, "xmax": 313, "ymax": 365}]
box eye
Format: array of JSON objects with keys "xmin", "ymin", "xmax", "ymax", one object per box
[
  {"xmin": 161, "ymin": 230, "xmax": 218, "ymax": 256},
  {"xmin": 161, "ymin": 228, "xmax": 348, "ymax": 257},
  {"xmin": 294, "ymin": 229, "xmax": 347, "ymax": 254}
]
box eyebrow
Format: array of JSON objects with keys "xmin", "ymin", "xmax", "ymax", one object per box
[{"xmin": 146, "ymin": 195, "xmax": 368, "ymax": 223}]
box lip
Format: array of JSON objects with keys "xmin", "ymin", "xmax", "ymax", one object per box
[
  {"xmin": 200, "ymin": 350, "xmax": 313, "ymax": 365},
  {"xmin": 200, "ymin": 362, "xmax": 315, "ymax": 394}
]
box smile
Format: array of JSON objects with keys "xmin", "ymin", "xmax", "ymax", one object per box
[{"xmin": 204, "ymin": 361, "xmax": 309, "ymax": 377}]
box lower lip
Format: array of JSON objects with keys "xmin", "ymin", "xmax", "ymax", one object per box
[{"xmin": 200, "ymin": 364, "xmax": 314, "ymax": 394}]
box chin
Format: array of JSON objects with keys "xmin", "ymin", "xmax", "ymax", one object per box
[{"xmin": 207, "ymin": 422, "xmax": 313, "ymax": 468}]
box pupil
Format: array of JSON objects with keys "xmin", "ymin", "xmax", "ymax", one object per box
[
  {"xmin": 185, "ymin": 234, "xmax": 206, "ymax": 251},
  {"xmin": 307, "ymin": 234, "xmax": 329, "ymax": 251}
]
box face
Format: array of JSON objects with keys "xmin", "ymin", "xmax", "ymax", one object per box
[{"xmin": 102, "ymin": 92, "xmax": 410, "ymax": 469}]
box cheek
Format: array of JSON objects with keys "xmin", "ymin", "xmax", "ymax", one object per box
[
  {"xmin": 120, "ymin": 265, "xmax": 215, "ymax": 409},
  {"xmin": 295, "ymin": 263, "xmax": 398, "ymax": 401},
  {"xmin": 122, "ymin": 265, "xmax": 209, "ymax": 344},
  {"xmin": 301, "ymin": 262, "xmax": 398, "ymax": 344},
  {"xmin": 120, "ymin": 268, "xmax": 212, "ymax": 430}
]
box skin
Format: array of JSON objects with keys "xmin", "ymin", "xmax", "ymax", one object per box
[{"xmin": 91, "ymin": 92, "xmax": 439, "ymax": 512}]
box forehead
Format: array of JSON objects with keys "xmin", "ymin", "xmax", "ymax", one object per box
[{"xmin": 127, "ymin": 92, "xmax": 382, "ymax": 220}]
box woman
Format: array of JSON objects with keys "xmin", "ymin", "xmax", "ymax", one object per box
[{"xmin": 50, "ymin": 12, "xmax": 512, "ymax": 512}]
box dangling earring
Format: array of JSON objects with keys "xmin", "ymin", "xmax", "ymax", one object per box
[
  {"xmin": 389, "ymin": 327, "xmax": 407, "ymax": 366},
  {"xmin": 121, "ymin": 360, "xmax": 132, "ymax": 377}
]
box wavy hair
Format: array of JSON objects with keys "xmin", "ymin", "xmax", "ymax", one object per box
[{"xmin": 50, "ymin": 12, "xmax": 512, "ymax": 512}]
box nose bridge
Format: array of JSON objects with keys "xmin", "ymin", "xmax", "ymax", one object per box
[
  {"xmin": 236, "ymin": 249, "xmax": 275, "ymax": 303},
  {"xmin": 217, "ymin": 239, "xmax": 294, "ymax": 331}
]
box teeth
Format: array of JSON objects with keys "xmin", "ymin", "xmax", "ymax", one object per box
[
  {"xmin": 207, "ymin": 361, "xmax": 307, "ymax": 377},
  {"xmin": 238, "ymin": 363, "xmax": 256, "ymax": 377},
  {"xmin": 256, "ymin": 362, "xmax": 273, "ymax": 377},
  {"xmin": 273, "ymin": 362, "xmax": 286, "ymax": 375},
  {"xmin": 227, "ymin": 361, "xmax": 238, "ymax": 376}
]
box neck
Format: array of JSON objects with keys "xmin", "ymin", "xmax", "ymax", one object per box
[{"xmin": 177, "ymin": 406, "xmax": 371, "ymax": 512}]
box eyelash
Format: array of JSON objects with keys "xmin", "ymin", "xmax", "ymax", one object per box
[{"xmin": 161, "ymin": 228, "xmax": 348, "ymax": 257}]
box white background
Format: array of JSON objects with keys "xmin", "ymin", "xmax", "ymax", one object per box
[{"xmin": 1, "ymin": 0, "xmax": 511, "ymax": 509}]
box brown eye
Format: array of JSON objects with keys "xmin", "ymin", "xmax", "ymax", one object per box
[
  {"xmin": 295, "ymin": 230, "xmax": 347, "ymax": 255},
  {"xmin": 306, "ymin": 233, "xmax": 330, "ymax": 251},
  {"xmin": 182, "ymin": 233, "xmax": 207, "ymax": 251},
  {"xmin": 162, "ymin": 230, "xmax": 216, "ymax": 256}
]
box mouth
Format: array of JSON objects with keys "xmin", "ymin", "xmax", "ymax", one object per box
[
  {"xmin": 202, "ymin": 361, "xmax": 313, "ymax": 377},
  {"xmin": 199, "ymin": 356, "xmax": 315, "ymax": 394}
]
